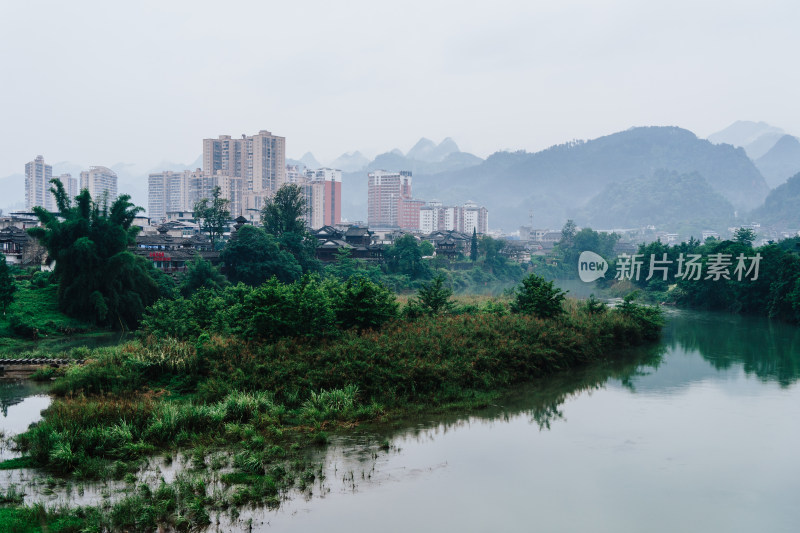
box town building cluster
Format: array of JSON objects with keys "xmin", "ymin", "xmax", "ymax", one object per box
[
  {"xmin": 15, "ymin": 128, "xmax": 492, "ymax": 272},
  {"xmin": 366, "ymin": 170, "xmax": 488, "ymax": 234}
]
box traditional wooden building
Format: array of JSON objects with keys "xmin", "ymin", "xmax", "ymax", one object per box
[
  {"xmin": 132, "ymin": 226, "xmax": 219, "ymax": 272},
  {"xmin": 0, "ymin": 227, "xmax": 32, "ymax": 265},
  {"xmin": 313, "ymin": 226, "xmax": 383, "ymax": 262}
]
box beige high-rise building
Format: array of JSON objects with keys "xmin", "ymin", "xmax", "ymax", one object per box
[
  {"xmin": 367, "ymin": 170, "xmax": 412, "ymax": 229},
  {"xmin": 149, "ymin": 169, "xmax": 243, "ymax": 223},
  {"xmin": 25, "ymin": 155, "xmax": 54, "ymax": 211},
  {"xmin": 80, "ymin": 166, "xmax": 118, "ymax": 203},
  {"xmin": 203, "ymin": 130, "xmax": 285, "ymax": 214},
  {"xmin": 56, "ymin": 174, "xmax": 79, "ymax": 203}
]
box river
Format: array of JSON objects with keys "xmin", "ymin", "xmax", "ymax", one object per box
[
  {"xmin": 245, "ymin": 308, "xmax": 800, "ymax": 532},
  {"xmin": 1, "ymin": 309, "xmax": 799, "ymax": 532}
]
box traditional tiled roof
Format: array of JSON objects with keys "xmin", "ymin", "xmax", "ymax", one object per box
[{"xmin": 0, "ymin": 226, "xmax": 30, "ymax": 246}]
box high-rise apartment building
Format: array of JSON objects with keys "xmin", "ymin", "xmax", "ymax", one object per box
[
  {"xmin": 148, "ymin": 169, "xmax": 243, "ymax": 223},
  {"xmin": 419, "ymin": 201, "xmax": 488, "ymax": 234},
  {"xmin": 202, "ymin": 130, "xmax": 285, "ymax": 213},
  {"xmin": 25, "ymin": 155, "xmax": 54, "ymax": 211},
  {"xmin": 462, "ymin": 201, "xmax": 489, "ymax": 235},
  {"xmin": 80, "ymin": 166, "xmax": 118, "ymax": 203},
  {"xmin": 398, "ymin": 197, "xmax": 426, "ymax": 231},
  {"xmin": 367, "ymin": 170, "xmax": 413, "ymax": 229},
  {"xmin": 304, "ymin": 168, "xmax": 341, "ymax": 228},
  {"xmin": 56, "ymin": 174, "xmax": 79, "ymax": 202}
]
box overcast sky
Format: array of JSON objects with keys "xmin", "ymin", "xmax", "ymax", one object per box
[{"xmin": 1, "ymin": 0, "xmax": 799, "ymax": 177}]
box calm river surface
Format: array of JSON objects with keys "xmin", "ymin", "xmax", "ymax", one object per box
[
  {"xmin": 249, "ymin": 309, "xmax": 800, "ymax": 533},
  {"xmin": 1, "ymin": 309, "xmax": 799, "ymax": 532}
]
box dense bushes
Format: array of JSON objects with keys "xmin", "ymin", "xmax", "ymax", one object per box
[{"xmin": 141, "ymin": 275, "xmax": 399, "ymax": 341}]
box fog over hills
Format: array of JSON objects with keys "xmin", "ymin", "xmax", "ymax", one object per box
[
  {"xmin": 329, "ymin": 152, "xmax": 370, "ymax": 172},
  {"xmin": 754, "ymin": 135, "xmax": 800, "ymax": 188},
  {"xmin": 579, "ymin": 170, "xmax": 735, "ymax": 235},
  {"xmin": 750, "ymin": 172, "xmax": 800, "ymax": 229},
  {"xmin": 413, "ymin": 126, "xmax": 768, "ymax": 231},
  {"xmin": 708, "ymin": 120, "xmax": 787, "ymax": 159}
]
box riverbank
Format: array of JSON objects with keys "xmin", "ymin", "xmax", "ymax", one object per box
[{"xmin": 1, "ymin": 296, "xmax": 663, "ymax": 531}]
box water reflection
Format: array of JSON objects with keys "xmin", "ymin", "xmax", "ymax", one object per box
[
  {"xmin": 258, "ymin": 310, "xmax": 800, "ymax": 533},
  {"xmin": 665, "ymin": 310, "xmax": 800, "ymax": 386},
  {"xmin": 0, "ymin": 380, "xmax": 52, "ymax": 461}
]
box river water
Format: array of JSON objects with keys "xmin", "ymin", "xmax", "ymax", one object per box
[
  {"xmin": 1, "ymin": 309, "xmax": 799, "ymax": 532},
  {"xmin": 246, "ymin": 309, "xmax": 800, "ymax": 533}
]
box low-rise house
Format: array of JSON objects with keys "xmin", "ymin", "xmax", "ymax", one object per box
[
  {"xmin": 313, "ymin": 225, "xmax": 383, "ymax": 262},
  {"xmin": 426, "ymin": 230, "xmax": 470, "ymax": 259},
  {"xmin": 132, "ymin": 226, "xmax": 218, "ymax": 272},
  {"xmin": 0, "ymin": 227, "xmax": 32, "ymax": 265}
]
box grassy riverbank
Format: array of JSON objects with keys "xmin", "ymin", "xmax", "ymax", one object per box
[
  {"xmin": 2, "ymin": 291, "xmax": 662, "ymax": 531},
  {"xmin": 0, "ymin": 281, "xmax": 114, "ymax": 357}
]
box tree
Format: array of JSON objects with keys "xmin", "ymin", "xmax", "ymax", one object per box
[
  {"xmin": 193, "ymin": 186, "xmax": 230, "ymax": 248},
  {"xmin": 331, "ymin": 277, "xmax": 399, "ymax": 332},
  {"xmin": 560, "ymin": 219, "xmax": 577, "ymax": 246},
  {"xmin": 178, "ymin": 255, "xmax": 228, "ymax": 296},
  {"xmin": 733, "ymin": 227, "xmax": 757, "ymax": 247},
  {"xmin": 0, "ymin": 254, "xmax": 16, "ymax": 315},
  {"xmin": 220, "ymin": 225, "xmax": 301, "ymax": 285},
  {"xmin": 470, "ymin": 228, "xmax": 478, "ymax": 262},
  {"xmin": 261, "ymin": 184, "xmax": 320, "ymax": 273},
  {"xmin": 261, "ymin": 184, "xmax": 308, "ymax": 237},
  {"xmin": 411, "ymin": 274, "xmax": 455, "ymax": 316},
  {"xmin": 384, "ymin": 234, "xmax": 429, "ymax": 278},
  {"xmin": 510, "ymin": 273, "xmax": 567, "ymax": 318},
  {"xmin": 27, "ymin": 179, "xmax": 160, "ymax": 328},
  {"xmin": 480, "ymin": 235, "xmax": 505, "ymax": 270}
]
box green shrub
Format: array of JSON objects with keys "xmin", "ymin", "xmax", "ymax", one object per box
[
  {"xmin": 332, "ymin": 278, "xmax": 398, "ymax": 332},
  {"xmin": 8, "ymin": 312, "xmax": 39, "ymax": 339},
  {"xmin": 510, "ymin": 274, "xmax": 567, "ymax": 318},
  {"xmin": 409, "ymin": 275, "xmax": 455, "ymax": 316}
]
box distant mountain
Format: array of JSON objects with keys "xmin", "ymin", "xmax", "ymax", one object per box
[
  {"xmin": 406, "ymin": 138, "xmax": 437, "ymax": 160},
  {"xmin": 415, "ymin": 126, "xmax": 769, "ymax": 230},
  {"xmin": 579, "ymin": 170, "xmax": 735, "ymax": 235},
  {"xmin": 750, "ymin": 172, "xmax": 800, "ymax": 229},
  {"xmin": 300, "ymin": 152, "xmax": 321, "ymax": 169},
  {"xmin": 406, "ymin": 137, "xmax": 460, "ymax": 162},
  {"xmin": 330, "ymin": 151, "xmax": 370, "ymax": 172},
  {"xmin": 754, "ymin": 135, "xmax": 800, "ymax": 188},
  {"xmin": 708, "ymin": 121, "xmax": 786, "ymax": 159}
]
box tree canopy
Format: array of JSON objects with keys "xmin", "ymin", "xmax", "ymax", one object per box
[
  {"xmin": 27, "ymin": 179, "xmax": 160, "ymax": 328},
  {"xmin": 0, "ymin": 254, "xmax": 15, "ymax": 314},
  {"xmin": 193, "ymin": 186, "xmax": 230, "ymax": 247},
  {"xmin": 260, "ymin": 184, "xmax": 320, "ymax": 274},
  {"xmin": 220, "ymin": 224, "xmax": 301, "ymax": 285}
]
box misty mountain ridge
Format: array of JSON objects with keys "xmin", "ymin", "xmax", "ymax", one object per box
[
  {"xmin": 406, "ymin": 137, "xmax": 460, "ymax": 162},
  {"xmin": 754, "ymin": 135, "xmax": 800, "ymax": 188},
  {"xmin": 329, "ymin": 151, "xmax": 370, "ymax": 172},
  {"xmin": 579, "ymin": 170, "xmax": 735, "ymax": 234},
  {"xmin": 413, "ymin": 126, "xmax": 769, "ymax": 231},
  {"xmin": 750, "ymin": 171, "xmax": 800, "ymax": 229},
  {"xmin": 708, "ymin": 120, "xmax": 787, "ymax": 159}
]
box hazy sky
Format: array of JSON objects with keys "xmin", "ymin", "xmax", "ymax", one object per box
[{"xmin": 1, "ymin": 0, "xmax": 799, "ymax": 177}]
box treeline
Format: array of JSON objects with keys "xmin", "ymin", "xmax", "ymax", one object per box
[
  {"xmin": 631, "ymin": 232, "xmax": 800, "ymax": 324},
  {"xmin": 10, "ymin": 179, "xmax": 527, "ymax": 333}
]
